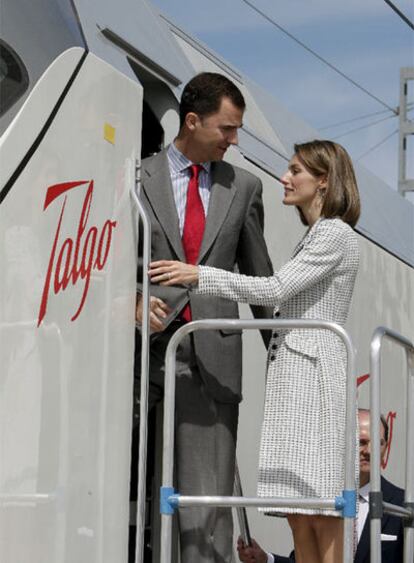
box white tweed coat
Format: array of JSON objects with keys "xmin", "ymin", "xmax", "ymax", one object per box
[{"xmin": 197, "ymin": 217, "xmax": 359, "ymax": 515}]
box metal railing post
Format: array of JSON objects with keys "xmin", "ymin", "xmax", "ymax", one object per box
[
  {"xmin": 234, "ymin": 461, "xmax": 252, "ymax": 547},
  {"xmin": 369, "ymin": 326, "xmax": 414, "ymax": 563},
  {"xmin": 130, "ymin": 161, "xmax": 151, "ymax": 563},
  {"xmin": 159, "ymin": 319, "xmax": 357, "ymax": 563}
]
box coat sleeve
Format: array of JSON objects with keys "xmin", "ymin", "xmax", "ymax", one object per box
[
  {"xmin": 235, "ymin": 177, "xmax": 274, "ymax": 334},
  {"xmin": 197, "ymin": 219, "xmax": 349, "ymax": 307},
  {"xmin": 273, "ymin": 553, "xmax": 295, "ymax": 563}
]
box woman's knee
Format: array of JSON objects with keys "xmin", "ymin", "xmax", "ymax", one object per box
[
  {"xmin": 287, "ymin": 515, "xmax": 313, "ymax": 534},
  {"xmin": 312, "ymin": 515, "xmax": 343, "ymax": 535}
]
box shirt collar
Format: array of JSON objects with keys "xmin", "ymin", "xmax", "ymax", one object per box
[
  {"xmin": 359, "ymin": 481, "xmax": 371, "ymax": 501},
  {"xmin": 168, "ymin": 142, "xmax": 211, "ymax": 175}
]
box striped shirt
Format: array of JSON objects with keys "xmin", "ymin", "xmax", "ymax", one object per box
[{"xmin": 167, "ymin": 142, "xmax": 212, "ymax": 236}]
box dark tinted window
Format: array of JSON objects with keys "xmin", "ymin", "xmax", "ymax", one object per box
[{"xmin": 0, "ymin": 39, "xmax": 29, "ymax": 117}]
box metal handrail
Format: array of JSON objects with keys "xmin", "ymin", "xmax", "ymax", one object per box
[
  {"xmin": 130, "ymin": 161, "xmax": 152, "ymax": 563},
  {"xmin": 159, "ymin": 319, "xmax": 358, "ymax": 563},
  {"xmin": 369, "ymin": 326, "xmax": 414, "ymax": 563}
]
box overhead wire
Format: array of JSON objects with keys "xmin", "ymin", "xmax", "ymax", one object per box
[
  {"xmin": 332, "ymin": 114, "xmax": 397, "ymax": 140},
  {"xmin": 383, "ymin": 0, "xmax": 414, "ymax": 30},
  {"xmin": 236, "ymin": 0, "xmax": 410, "ymax": 173},
  {"xmin": 356, "ymin": 129, "xmax": 398, "ymax": 161},
  {"xmin": 320, "ymin": 103, "xmax": 414, "ymax": 131},
  {"xmin": 319, "ymin": 108, "xmax": 395, "ymax": 131},
  {"xmin": 238, "ymin": 0, "xmax": 398, "ymax": 114}
]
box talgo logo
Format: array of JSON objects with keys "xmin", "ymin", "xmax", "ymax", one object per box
[{"xmin": 38, "ymin": 180, "xmax": 117, "ymax": 326}]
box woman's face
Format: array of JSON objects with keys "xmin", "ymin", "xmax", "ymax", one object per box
[{"xmin": 281, "ymin": 154, "xmax": 325, "ymax": 209}]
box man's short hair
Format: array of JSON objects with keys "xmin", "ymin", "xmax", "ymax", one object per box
[
  {"xmin": 179, "ymin": 72, "xmax": 245, "ymax": 127},
  {"xmin": 380, "ymin": 414, "xmax": 389, "ymax": 443}
]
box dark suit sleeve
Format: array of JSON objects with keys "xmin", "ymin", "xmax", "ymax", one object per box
[
  {"xmin": 273, "ymin": 551, "xmax": 295, "ymax": 562},
  {"xmin": 236, "ymin": 176, "xmax": 274, "ymax": 345}
]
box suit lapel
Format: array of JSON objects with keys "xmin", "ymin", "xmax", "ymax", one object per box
[
  {"xmin": 141, "ymin": 151, "xmax": 186, "ymax": 261},
  {"xmin": 379, "ymin": 477, "xmax": 393, "ymax": 538},
  {"xmin": 355, "ymin": 478, "xmax": 395, "ymax": 563},
  {"xmin": 198, "ymin": 161, "xmax": 236, "ymax": 263}
]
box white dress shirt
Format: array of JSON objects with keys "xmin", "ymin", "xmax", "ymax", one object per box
[
  {"xmin": 358, "ymin": 482, "xmax": 370, "ymax": 542},
  {"xmin": 167, "ymin": 142, "xmax": 211, "ymax": 235}
]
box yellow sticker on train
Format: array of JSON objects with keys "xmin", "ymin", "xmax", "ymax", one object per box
[{"xmin": 104, "ymin": 123, "xmax": 116, "ymax": 144}]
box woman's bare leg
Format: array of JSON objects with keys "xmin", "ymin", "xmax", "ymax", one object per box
[
  {"xmin": 312, "ymin": 515, "xmax": 344, "ymax": 563},
  {"xmin": 287, "ymin": 515, "xmax": 320, "ymax": 563}
]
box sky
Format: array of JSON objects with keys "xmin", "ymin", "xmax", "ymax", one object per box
[{"xmin": 149, "ymin": 0, "xmax": 414, "ymax": 201}]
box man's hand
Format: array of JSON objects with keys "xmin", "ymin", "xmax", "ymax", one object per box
[
  {"xmin": 136, "ymin": 295, "xmax": 171, "ymax": 333},
  {"xmin": 237, "ymin": 537, "xmax": 268, "ymax": 563}
]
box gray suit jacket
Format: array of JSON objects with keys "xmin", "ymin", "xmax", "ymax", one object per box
[{"xmin": 138, "ymin": 148, "xmax": 273, "ymax": 403}]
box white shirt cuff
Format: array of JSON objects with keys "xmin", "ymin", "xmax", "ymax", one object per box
[{"xmin": 267, "ymin": 554, "xmax": 275, "ymax": 563}]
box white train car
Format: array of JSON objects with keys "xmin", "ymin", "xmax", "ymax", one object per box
[{"xmin": 1, "ymin": 0, "xmax": 413, "ymax": 562}]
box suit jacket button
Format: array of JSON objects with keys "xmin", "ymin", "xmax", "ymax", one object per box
[
  {"xmin": 270, "ymin": 355, "xmax": 276, "ymax": 361},
  {"xmin": 275, "ymin": 311, "xmax": 280, "ymax": 317},
  {"xmin": 271, "ymin": 344, "xmax": 277, "ymax": 350}
]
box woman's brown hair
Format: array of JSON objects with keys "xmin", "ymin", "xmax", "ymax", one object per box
[{"xmin": 294, "ymin": 140, "xmax": 361, "ymax": 227}]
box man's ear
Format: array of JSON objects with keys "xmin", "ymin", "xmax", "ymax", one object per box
[{"xmin": 185, "ymin": 112, "xmax": 199, "ymax": 131}]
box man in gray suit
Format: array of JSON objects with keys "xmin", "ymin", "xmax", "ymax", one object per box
[{"xmin": 135, "ymin": 72, "xmax": 273, "ymax": 562}]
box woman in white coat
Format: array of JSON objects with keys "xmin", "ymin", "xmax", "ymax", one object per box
[{"xmin": 150, "ymin": 140, "xmax": 361, "ymax": 563}]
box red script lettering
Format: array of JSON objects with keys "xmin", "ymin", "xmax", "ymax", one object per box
[{"xmin": 37, "ymin": 180, "xmax": 117, "ymax": 326}]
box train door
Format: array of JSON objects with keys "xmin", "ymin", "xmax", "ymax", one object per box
[
  {"xmin": 0, "ymin": 46, "xmax": 143, "ymax": 563},
  {"xmin": 126, "ymin": 60, "xmax": 180, "ymax": 563}
]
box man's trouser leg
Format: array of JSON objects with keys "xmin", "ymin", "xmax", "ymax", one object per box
[
  {"xmin": 133, "ymin": 326, "xmax": 238, "ymax": 563},
  {"xmin": 175, "ymin": 334, "xmax": 238, "ymax": 563}
]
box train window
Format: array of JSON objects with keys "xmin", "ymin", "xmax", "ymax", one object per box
[{"xmin": 0, "ymin": 39, "xmax": 29, "ymax": 118}]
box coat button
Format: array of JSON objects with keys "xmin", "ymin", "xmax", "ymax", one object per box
[
  {"xmin": 275, "ymin": 311, "xmax": 280, "ymax": 317},
  {"xmin": 271, "ymin": 344, "xmax": 277, "ymax": 350},
  {"xmin": 270, "ymin": 355, "xmax": 276, "ymax": 361}
]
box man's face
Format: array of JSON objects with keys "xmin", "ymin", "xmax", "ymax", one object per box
[
  {"xmin": 359, "ymin": 410, "xmax": 387, "ymax": 484},
  {"xmin": 188, "ymin": 96, "xmax": 243, "ymax": 162}
]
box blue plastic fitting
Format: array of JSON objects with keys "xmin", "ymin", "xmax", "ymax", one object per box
[
  {"xmin": 339, "ymin": 489, "xmax": 357, "ymax": 518},
  {"xmin": 160, "ymin": 486, "xmax": 180, "ymax": 514}
]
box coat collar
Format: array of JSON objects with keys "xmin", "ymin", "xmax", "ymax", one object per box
[
  {"xmin": 141, "ymin": 149, "xmax": 236, "ymax": 264},
  {"xmin": 141, "ymin": 149, "xmax": 185, "ymax": 261},
  {"xmin": 198, "ymin": 160, "xmax": 236, "ymax": 263},
  {"xmin": 291, "ymin": 217, "xmax": 324, "ymax": 258}
]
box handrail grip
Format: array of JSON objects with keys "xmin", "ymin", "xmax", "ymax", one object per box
[
  {"xmin": 382, "ymin": 501, "xmax": 413, "ymax": 519},
  {"xmin": 234, "ymin": 461, "xmax": 251, "ymax": 546},
  {"xmin": 160, "ymin": 318, "xmax": 357, "ymax": 563},
  {"xmin": 369, "ymin": 326, "xmax": 414, "ymax": 563},
  {"xmin": 130, "ymin": 161, "xmax": 152, "ymax": 563}
]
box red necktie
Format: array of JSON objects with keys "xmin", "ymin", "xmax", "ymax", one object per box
[{"xmin": 181, "ymin": 164, "xmax": 205, "ymax": 321}]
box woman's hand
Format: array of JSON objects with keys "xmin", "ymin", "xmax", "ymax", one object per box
[{"xmin": 149, "ymin": 260, "xmax": 199, "ymax": 287}]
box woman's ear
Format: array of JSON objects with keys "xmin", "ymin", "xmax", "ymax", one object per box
[{"xmin": 319, "ymin": 175, "xmax": 328, "ymax": 189}]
